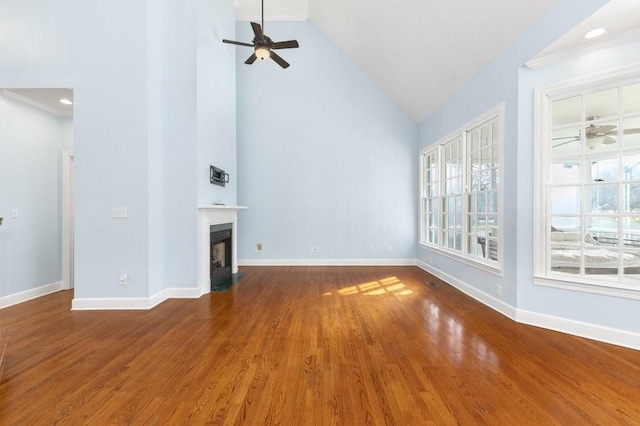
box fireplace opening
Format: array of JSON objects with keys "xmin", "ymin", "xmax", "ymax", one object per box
[{"xmin": 210, "ymin": 223, "xmax": 232, "ymax": 290}]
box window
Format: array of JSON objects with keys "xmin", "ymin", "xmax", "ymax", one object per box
[
  {"xmin": 536, "ymin": 68, "xmax": 640, "ymax": 292},
  {"xmin": 420, "ymin": 106, "xmax": 502, "ymax": 270}
]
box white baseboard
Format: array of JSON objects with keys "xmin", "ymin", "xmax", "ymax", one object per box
[
  {"xmin": 71, "ymin": 286, "xmax": 206, "ymax": 311},
  {"xmin": 517, "ymin": 309, "xmax": 640, "ymax": 351},
  {"xmin": 416, "ymin": 260, "xmax": 640, "ymax": 351},
  {"xmin": 416, "ymin": 260, "xmax": 517, "ymax": 319},
  {"xmin": 0, "ymin": 281, "xmax": 64, "ymax": 309},
  {"xmin": 239, "ymin": 258, "xmax": 417, "ymax": 266}
]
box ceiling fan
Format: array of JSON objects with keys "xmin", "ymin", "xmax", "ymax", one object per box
[
  {"xmin": 222, "ymin": 0, "xmax": 299, "ymax": 69},
  {"xmin": 552, "ymin": 122, "xmax": 640, "ymax": 149}
]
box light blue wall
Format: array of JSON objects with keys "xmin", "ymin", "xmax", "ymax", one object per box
[
  {"xmin": 236, "ymin": 20, "xmax": 417, "ymax": 262},
  {"xmin": 0, "ymin": 0, "xmax": 237, "ymax": 301},
  {"xmin": 517, "ymin": 38, "xmax": 640, "ymax": 332},
  {"xmin": 0, "ymin": 95, "xmax": 64, "ymax": 296},
  {"xmin": 417, "ymin": 0, "xmax": 608, "ymax": 306},
  {"xmin": 197, "ymin": 0, "xmax": 237, "ymax": 206}
]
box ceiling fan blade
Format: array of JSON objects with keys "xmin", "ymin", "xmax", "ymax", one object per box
[
  {"xmin": 624, "ymin": 128, "xmax": 640, "ymax": 135},
  {"xmin": 552, "ymin": 136, "xmax": 580, "ymax": 140},
  {"xmin": 271, "ymin": 40, "xmax": 299, "ymax": 50},
  {"xmin": 245, "ymin": 53, "xmax": 257, "ymax": 65},
  {"xmin": 552, "ymin": 139, "xmax": 579, "ymax": 148},
  {"xmin": 222, "ymin": 39, "xmax": 254, "ymax": 47},
  {"xmin": 602, "ymin": 135, "xmax": 617, "ymax": 144},
  {"xmin": 251, "ymin": 22, "xmax": 263, "ymax": 40},
  {"xmin": 586, "ymin": 124, "xmax": 617, "ymax": 137},
  {"xmin": 270, "ymin": 51, "xmax": 290, "ymax": 69}
]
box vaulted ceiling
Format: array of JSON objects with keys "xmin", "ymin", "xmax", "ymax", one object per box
[{"xmin": 236, "ymin": 0, "xmax": 639, "ymax": 123}]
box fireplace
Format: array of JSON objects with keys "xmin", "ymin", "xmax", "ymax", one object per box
[
  {"xmin": 210, "ymin": 223, "xmax": 232, "ymax": 290},
  {"xmin": 198, "ymin": 205, "xmax": 246, "ymax": 293}
]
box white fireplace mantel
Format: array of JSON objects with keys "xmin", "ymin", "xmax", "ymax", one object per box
[{"xmin": 198, "ymin": 205, "xmax": 247, "ymax": 293}]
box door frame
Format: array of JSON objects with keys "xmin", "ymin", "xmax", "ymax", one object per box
[{"xmin": 62, "ymin": 150, "xmax": 74, "ymax": 290}]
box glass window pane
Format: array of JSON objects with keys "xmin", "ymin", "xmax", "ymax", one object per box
[
  {"xmin": 551, "ymin": 216, "xmax": 580, "ymax": 232},
  {"xmin": 481, "ymin": 125, "xmax": 490, "ymax": 146},
  {"xmin": 552, "ymin": 96, "xmax": 581, "ymax": 126},
  {"xmin": 588, "ymin": 156, "xmax": 618, "ymax": 181},
  {"xmin": 585, "ymin": 88, "xmax": 618, "ymax": 120},
  {"xmin": 468, "ymin": 236, "xmax": 480, "ymax": 256},
  {"xmin": 469, "ymin": 194, "xmax": 476, "ymax": 212},
  {"xmin": 481, "ymin": 147, "xmax": 491, "ymax": 165},
  {"xmin": 624, "ymin": 184, "xmax": 640, "ymax": 213},
  {"xmin": 623, "ymin": 83, "xmax": 640, "ymax": 115},
  {"xmin": 622, "ymin": 217, "xmax": 640, "ymax": 246},
  {"xmin": 551, "ymin": 186, "xmax": 580, "ymax": 214},
  {"xmin": 489, "ymin": 192, "xmax": 498, "ymax": 214},
  {"xmin": 585, "ymin": 121, "xmax": 618, "ymax": 151},
  {"xmin": 586, "ymin": 216, "xmax": 618, "ymax": 244},
  {"xmin": 552, "ymin": 126, "xmax": 581, "ymax": 155},
  {"xmin": 481, "ymin": 170, "xmax": 490, "ymax": 190},
  {"xmin": 492, "ymin": 121, "xmax": 499, "ymax": 143},
  {"xmin": 588, "ymin": 184, "xmax": 618, "ymax": 213},
  {"xmin": 624, "ymin": 154, "xmax": 640, "ymax": 180},
  {"xmin": 470, "ymin": 130, "xmax": 479, "ymax": 151},
  {"xmin": 477, "ymin": 193, "xmax": 486, "ymax": 213},
  {"xmin": 552, "ymin": 160, "xmax": 580, "ymax": 184},
  {"xmin": 623, "ymin": 117, "xmax": 640, "ymax": 149}
]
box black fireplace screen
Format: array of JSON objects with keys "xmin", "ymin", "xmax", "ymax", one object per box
[{"xmin": 210, "ymin": 223, "xmax": 232, "ymax": 289}]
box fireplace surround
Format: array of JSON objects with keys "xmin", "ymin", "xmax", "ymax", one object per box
[{"xmin": 198, "ymin": 205, "xmax": 247, "ymax": 293}]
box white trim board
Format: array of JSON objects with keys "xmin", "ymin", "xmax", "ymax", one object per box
[
  {"xmin": 416, "ymin": 261, "xmax": 640, "ymax": 351},
  {"xmin": 71, "ymin": 286, "xmax": 207, "ymax": 311},
  {"xmin": 0, "ymin": 281, "xmax": 64, "ymax": 309},
  {"xmin": 416, "ymin": 260, "xmax": 516, "ymax": 319},
  {"xmin": 239, "ymin": 258, "xmax": 417, "ymax": 267}
]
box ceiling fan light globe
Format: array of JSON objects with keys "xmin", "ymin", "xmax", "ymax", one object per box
[{"xmin": 255, "ymin": 46, "xmax": 270, "ymax": 60}]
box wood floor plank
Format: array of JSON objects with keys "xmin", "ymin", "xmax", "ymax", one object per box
[{"xmin": 1, "ymin": 266, "xmax": 640, "ymax": 424}]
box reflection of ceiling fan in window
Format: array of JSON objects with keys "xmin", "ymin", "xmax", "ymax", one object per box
[{"xmin": 553, "ymin": 123, "xmax": 640, "ymax": 149}]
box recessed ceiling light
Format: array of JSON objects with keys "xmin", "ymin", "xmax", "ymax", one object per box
[
  {"xmin": 584, "ymin": 28, "xmax": 606, "ymax": 39},
  {"xmin": 59, "ymin": 98, "xmax": 73, "ymax": 105}
]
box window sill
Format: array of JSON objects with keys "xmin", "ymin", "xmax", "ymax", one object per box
[
  {"xmin": 534, "ymin": 274, "xmax": 640, "ymax": 301},
  {"xmin": 419, "ymin": 243, "xmax": 503, "ymax": 277}
]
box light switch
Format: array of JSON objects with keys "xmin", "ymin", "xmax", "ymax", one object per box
[
  {"xmin": 11, "ymin": 208, "xmax": 18, "ymax": 218},
  {"xmin": 112, "ymin": 207, "xmax": 127, "ymax": 218}
]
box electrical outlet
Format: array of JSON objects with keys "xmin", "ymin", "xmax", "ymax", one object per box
[
  {"xmin": 388, "ymin": 245, "xmax": 393, "ymax": 252},
  {"xmin": 328, "ymin": 245, "xmax": 333, "ymax": 253},
  {"xmin": 256, "ymin": 243, "xmax": 263, "ymax": 252},
  {"xmin": 11, "ymin": 208, "xmax": 18, "ymax": 218},
  {"xmin": 313, "ymin": 246, "xmax": 319, "ymax": 253},
  {"xmin": 119, "ymin": 274, "xmax": 128, "ymax": 286},
  {"xmin": 369, "ymin": 245, "xmax": 374, "ymax": 253},
  {"xmin": 495, "ymin": 284, "xmax": 502, "ymax": 297}
]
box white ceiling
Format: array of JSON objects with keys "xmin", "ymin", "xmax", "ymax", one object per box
[
  {"xmin": 528, "ymin": 0, "xmax": 640, "ymax": 67},
  {"xmin": 5, "ymin": 1, "xmax": 636, "ymax": 123},
  {"xmin": 237, "ymin": 0, "xmax": 639, "ymax": 123},
  {"xmin": 2, "ymin": 88, "xmax": 73, "ymax": 117}
]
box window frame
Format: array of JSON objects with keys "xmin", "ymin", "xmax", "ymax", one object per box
[
  {"xmin": 534, "ymin": 64, "xmax": 640, "ymax": 299},
  {"xmin": 420, "ymin": 104, "xmax": 504, "ymax": 275}
]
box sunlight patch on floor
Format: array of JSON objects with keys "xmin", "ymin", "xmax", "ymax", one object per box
[{"xmin": 322, "ymin": 276, "xmax": 413, "ymax": 296}]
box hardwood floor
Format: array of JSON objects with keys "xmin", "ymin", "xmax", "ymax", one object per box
[{"xmin": 0, "ymin": 266, "xmax": 639, "ymax": 424}]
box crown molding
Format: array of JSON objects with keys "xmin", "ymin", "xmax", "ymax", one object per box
[
  {"xmin": 526, "ymin": 27, "xmax": 640, "ymax": 70},
  {"xmin": 1, "ymin": 89, "xmax": 72, "ymax": 118}
]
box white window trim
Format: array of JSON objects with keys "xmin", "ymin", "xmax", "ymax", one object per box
[
  {"xmin": 419, "ymin": 103, "xmax": 504, "ymax": 276},
  {"xmin": 534, "ymin": 63, "xmax": 640, "ymax": 297}
]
